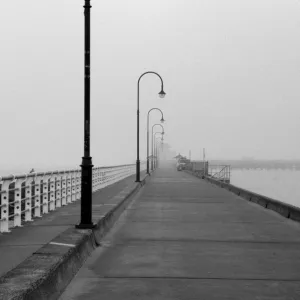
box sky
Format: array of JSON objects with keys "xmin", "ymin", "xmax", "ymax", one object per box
[{"xmin": 1, "ymin": 0, "xmax": 300, "ymax": 173}]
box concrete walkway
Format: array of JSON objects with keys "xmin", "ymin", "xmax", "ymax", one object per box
[
  {"xmin": 0, "ymin": 173, "xmax": 142, "ymax": 278},
  {"xmin": 60, "ymin": 161, "xmax": 300, "ymax": 299}
]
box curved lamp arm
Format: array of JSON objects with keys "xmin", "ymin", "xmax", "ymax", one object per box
[
  {"xmin": 138, "ymin": 72, "xmax": 166, "ymax": 109},
  {"xmin": 152, "ymin": 123, "xmax": 164, "ymax": 135},
  {"xmin": 154, "ymin": 132, "xmax": 164, "ymax": 140},
  {"xmin": 151, "ymin": 124, "xmax": 164, "ymax": 152},
  {"xmin": 147, "ymin": 107, "xmax": 165, "ymax": 129},
  {"xmin": 153, "ymin": 132, "xmax": 164, "ymax": 158}
]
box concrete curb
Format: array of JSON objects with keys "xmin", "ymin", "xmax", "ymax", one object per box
[
  {"xmin": 0, "ymin": 175, "xmax": 148, "ymax": 300},
  {"xmin": 185, "ymin": 170, "xmax": 300, "ymax": 223}
]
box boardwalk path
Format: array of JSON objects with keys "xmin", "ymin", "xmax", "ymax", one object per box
[{"xmin": 60, "ymin": 161, "xmax": 300, "ymax": 299}]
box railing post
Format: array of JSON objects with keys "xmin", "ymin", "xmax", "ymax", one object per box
[
  {"xmin": 25, "ymin": 177, "xmax": 33, "ymax": 222},
  {"xmin": 76, "ymin": 170, "xmax": 81, "ymax": 201},
  {"xmin": 102, "ymin": 169, "xmax": 108, "ymax": 188},
  {"xmin": 61, "ymin": 173, "xmax": 67, "ymax": 206},
  {"xmin": 100, "ymin": 169, "xmax": 104, "ymax": 188},
  {"xmin": 66, "ymin": 173, "xmax": 72, "ymax": 204},
  {"xmin": 33, "ymin": 176, "xmax": 42, "ymax": 218},
  {"xmin": 0, "ymin": 180, "xmax": 10, "ymax": 233},
  {"xmin": 42, "ymin": 176, "xmax": 50, "ymax": 214},
  {"xmin": 14, "ymin": 179, "xmax": 23, "ymax": 226},
  {"xmin": 49, "ymin": 175, "xmax": 56, "ymax": 211},
  {"xmin": 56, "ymin": 174, "xmax": 62, "ymax": 208},
  {"xmin": 71, "ymin": 171, "xmax": 76, "ymax": 202}
]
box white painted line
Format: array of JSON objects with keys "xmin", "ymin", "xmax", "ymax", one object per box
[{"xmin": 50, "ymin": 242, "xmax": 76, "ymax": 248}]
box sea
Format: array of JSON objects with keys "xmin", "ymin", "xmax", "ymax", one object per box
[{"xmin": 231, "ymin": 169, "xmax": 300, "ymax": 208}]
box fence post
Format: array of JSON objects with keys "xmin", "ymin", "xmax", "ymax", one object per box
[
  {"xmin": 34, "ymin": 175, "xmax": 42, "ymax": 218},
  {"xmin": 49, "ymin": 174, "xmax": 56, "ymax": 211},
  {"xmin": 66, "ymin": 172, "xmax": 72, "ymax": 204},
  {"xmin": 42, "ymin": 175, "xmax": 50, "ymax": 214},
  {"xmin": 24, "ymin": 177, "xmax": 33, "ymax": 222},
  {"xmin": 61, "ymin": 172, "xmax": 67, "ymax": 206},
  {"xmin": 56, "ymin": 173, "xmax": 62, "ymax": 208},
  {"xmin": 76, "ymin": 170, "xmax": 81, "ymax": 201},
  {"xmin": 0, "ymin": 180, "xmax": 10, "ymax": 232},
  {"xmin": 71, "ymin": 171, "xmax": 76, "ymax": 202},
  {"xmin": 14, "ymin": 179, "xmax": 23, "ymax": 226}
]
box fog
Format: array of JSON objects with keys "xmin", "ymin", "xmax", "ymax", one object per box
[{"xmin": 1, "ymin": 0, "xmax": 300, "ymax": 173}]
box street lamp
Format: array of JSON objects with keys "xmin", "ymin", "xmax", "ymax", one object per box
[
  {"xmin": 151, "ymin": 126, "xmax": 164, "ymax": 170},
  {"xmin": 136, "ymin": 71, "xmax": 166, "ymax": 182},
  {"xmin": 155, "ymin": 136, "xmax": 164, "ymax": 168},
  {"xmin": 153, "ymin": 133, "xmax": 164, "ymax": 169},
  {"xmin": 76, "ymin": 0, "xmax": 95, "ymax": 229},
  {"xmin": 147, "ymin": 108, "xmax": 165, "ymax": 174}
]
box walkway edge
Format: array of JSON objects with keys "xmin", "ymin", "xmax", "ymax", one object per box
[
  {"xmin": 0, "ymin": 175, "xmax": 148, "ymax": 300},
  {"xmin": 185, "ymin": 170, "xmax": 300, "ymax": 223}
]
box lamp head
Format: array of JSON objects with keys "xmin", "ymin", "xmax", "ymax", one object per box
[
  {"xmin": 160, "ymin": 117, "xmax": 165, "ymax": 123},
  {"xmin": 158, "ymin": 90, "xmax": 166, "ymax": 98}
]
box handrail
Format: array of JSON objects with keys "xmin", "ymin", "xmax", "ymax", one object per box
[
  {"xmin": 0, "ymin": 162, "xmax": 146, "ymax": 233},
  {"xmin": 209, "ymin": 165, "xmax": 231, "ymax": 182},
  {"xmin": 211, "ymin": 166, "xmax": 227, "ymax": 178}
]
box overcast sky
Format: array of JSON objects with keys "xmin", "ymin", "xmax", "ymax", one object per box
[{"xmin": 1, "ymin": 0, "xmax": 300, "ymax": 172}]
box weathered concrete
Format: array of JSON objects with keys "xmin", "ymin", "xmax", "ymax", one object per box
[
  {"xmin": 0, "ymin": 172, "xmax": 147, "ymax": 300},
  {"xmin": 0, "ymin": 174, "xmax": 142, "ymax": 278},
  {"xmin": 60, "ymin": 161, "xmax": 300, "ymax": 299}
]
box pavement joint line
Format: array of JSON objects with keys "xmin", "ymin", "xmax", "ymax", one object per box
[
  {"xmin": 128, "ymin": 220, "xmax": 286, "ymax": 224},
  {"xmin": 139, "ymin": 201, "xmax": 228, "ymax": 204},
  {"xmin": 27, "ymin": 224, "xmax": 77, "ymax": 227},
  {"xmin": 116, "ymin": 238, "xmax": 300, "ymax": 245},
  {"xmin": 98, "ymin": 276, "xmax": 300, "ymax": 282},
  {"xmin": 0, "ymin": 244, "xmax": 44, "ymax": 247},
  {"xmin": 49, "ymin": 242, "xmax": 76, "ymax": 247}
]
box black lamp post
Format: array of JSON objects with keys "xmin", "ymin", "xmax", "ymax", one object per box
[
  {"xmin": 147, "ymin": 108, "xmax": 164, "ymax": 174},
  {"xmin": 136, "ymin": 72, "xmax": 166, "ymax": 182},
  {"xmin": 153, "ymin": 133, "xmax": 164, "ymax": 169},
  {"xmin": 76, "ymin": 0, "xmax": 95, "ymax": 229},
  {"xmin": 151, "ymin": 126, "xmax": 164, "ymax": 170},
  {"xmin": 155, "ymin": 137, "xmax": 163, "ymax": 168}
]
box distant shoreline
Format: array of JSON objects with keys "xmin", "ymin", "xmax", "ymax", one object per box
[{"xmin": 210, "ymin": 160, "xmax": 300, "ymax": 170}]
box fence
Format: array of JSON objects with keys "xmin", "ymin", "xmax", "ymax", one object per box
[
  {"xmin": 0, "ymin": 163, "xmax": 146, "ymax": 233},
  {"xmin": 208, "ymin": 165, "xmax": 231, "ymax": 183}
]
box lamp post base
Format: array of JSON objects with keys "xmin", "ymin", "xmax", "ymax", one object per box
[
  {"xmin": 136, "ymin": 159, "xmax": 140, "ymax": 182},
  {"xmin": 77, "ymin": 156, "xmax": 94, "ymax": 229},
  {"xmin": 147, "ymin": 159, "xmax": 150, "ymax": 175},
  {"xmin": 75, "ymin": 223, "xmax": 96, "ymax": 229}
]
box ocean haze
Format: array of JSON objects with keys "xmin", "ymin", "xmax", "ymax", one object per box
[{"xmin": 1, "ymin": 0, "xmax": 300, "ymax": 170}]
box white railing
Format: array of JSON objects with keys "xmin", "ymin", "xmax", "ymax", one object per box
[{"xmin": 0, "ymin": 162, "xmax": 146, "ymax": 233}]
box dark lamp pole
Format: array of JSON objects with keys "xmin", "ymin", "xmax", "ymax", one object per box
[
  {"xmin": 153, "ymin": 133, "xmax": 163, "ymax": 169},
  {"xmin": 76, "ymin": 0, "xmax": 95, "ymax": 229},
  {"xmin": 151, "ymin": 125, "xmax": 164, "ymax": 171},
  {"xmin": 136, "ymin": 71, "xmax": 166, "ymax": 182},
  {"xmin": 147, "ymin": 108, "xmax": 165, "ymax": 175}
]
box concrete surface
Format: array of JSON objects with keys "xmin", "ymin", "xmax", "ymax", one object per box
[
  {"xmin": 60, "ymin": 161, "xmax": 300, "ymax": 299},
  {"xmin": 0, "ymin": 173, "xmax": 142, "ymax": 278}
]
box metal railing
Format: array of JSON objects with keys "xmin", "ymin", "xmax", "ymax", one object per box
[
  {"xmin": 208, "ymin": 165, "xmax": 231, "ymax": 183},
  {"xmin": 0, "ymin": 163, "xmax": 146, "ymax": 233}
]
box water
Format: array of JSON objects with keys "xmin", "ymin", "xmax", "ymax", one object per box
[{"xmin": 231, "ymin": 169, "xmax": 300, "ymax": 208}]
